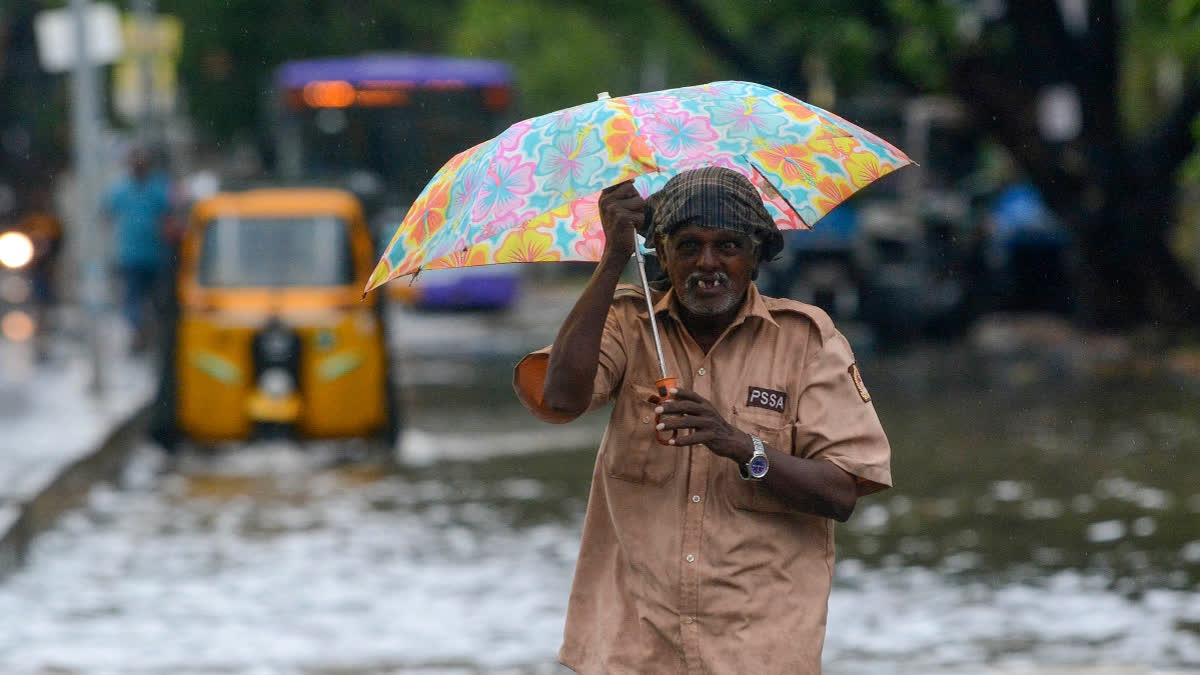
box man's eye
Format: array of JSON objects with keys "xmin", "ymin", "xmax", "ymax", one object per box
[{"xmin": 720, "ymin": 241, "xmax": 741, "ymax": 251}]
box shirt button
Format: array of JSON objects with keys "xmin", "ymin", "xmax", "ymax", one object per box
[
  {"xmin": 641, "ymin": 416, "xmax": 650, "ymax": 424},
  {"xmin": 697, "ymin": 367, "xmax": 706, "ymax": 376},
  {"xmin": 691, "ymin": 495, "xmax": 701, "ymax": 503},
  {"xmin": 685, "ymin": 554, "xmax": 695, "ymax": 563},
  {"xmin": 682, "ymin": 615, "xmax": 694, "ymax": 624}
]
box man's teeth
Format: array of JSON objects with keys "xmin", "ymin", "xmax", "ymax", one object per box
[{"xmin": 697, "ymin": 279, "xmax": 721, "ymax": 289}]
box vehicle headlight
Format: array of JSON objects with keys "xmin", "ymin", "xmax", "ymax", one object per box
[
  {"xmin": 258, "ymin": 367, "xmax": 295, "ymax": 397},
  {"xmin": 1, "ymin": 310, "xmax": 35, "ymax": 341},
  {"xmin": 0, "ymin": 231, "xmax": 34, "ymax": 269},
  {"xmin": 0, "ymin": 274, "xmax": 31, "ymax": 303}
]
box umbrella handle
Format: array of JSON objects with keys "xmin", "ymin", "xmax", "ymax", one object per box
[{"xmin": 653, "ymin": 376, "xmax": 679, "ymax": 445}]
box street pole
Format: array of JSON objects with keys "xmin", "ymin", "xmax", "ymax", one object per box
[
  {"xmin": 132, "ymin": 0, "xmax": 156, "ymax": 148},
  {"xmin": 70, "ymin": 0, "xmax": 106, "ymax": 396}
]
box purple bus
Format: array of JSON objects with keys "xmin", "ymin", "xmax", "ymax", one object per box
[{"xmin": 272, "ymin": 53, "xmax": 521, "ymax": 311}]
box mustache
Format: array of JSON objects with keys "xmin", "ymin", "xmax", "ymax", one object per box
[{"xmin": 685, "ymin": 271, "xmax": 730, "ymax": 289}]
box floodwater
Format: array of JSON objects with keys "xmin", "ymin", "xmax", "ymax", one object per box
[{"xmin": 0, "ymin": 304, "xmax": 1197, "ymax": 674}]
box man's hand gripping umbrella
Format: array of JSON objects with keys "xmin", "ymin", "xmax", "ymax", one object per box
[{"xmin": 597, "ymin": 180, "xmax": 680, "ymax": 445}]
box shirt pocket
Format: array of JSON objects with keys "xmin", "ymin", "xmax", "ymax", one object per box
[
  {"xmin": 603, "ymin": 383, "xmax": 678, "ymax": 486},
  {"xmin": 722, "ymin": 406, "xmax": 796, "ymax": 513}
]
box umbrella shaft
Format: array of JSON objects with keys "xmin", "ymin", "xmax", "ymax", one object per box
[{"xmin": 634, "ymin": 247, "xmax": 669, "ymax": 380}]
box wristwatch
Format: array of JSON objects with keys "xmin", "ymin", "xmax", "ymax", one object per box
[{"xmin": 739, "ymin": 435, "xmax": 769, "ymax": 480}]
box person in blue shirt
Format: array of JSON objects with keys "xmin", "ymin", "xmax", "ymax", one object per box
[{"xmin": 105, "ymin": 146, "xmax": 172, "ymax": 353}]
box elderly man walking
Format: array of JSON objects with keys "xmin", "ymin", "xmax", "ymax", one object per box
[{"xmin": 514, "ymin": 167, "xmax": 893, "ymax": 674}]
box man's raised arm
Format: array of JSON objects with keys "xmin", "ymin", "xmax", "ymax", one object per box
[{"xmin": 541, "ymin": 181, "xmax": 643, "ymax": 417}]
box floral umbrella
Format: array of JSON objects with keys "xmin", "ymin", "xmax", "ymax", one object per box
[{"xmin": 364, "ymin": 80, "xmax": 912, "ymax": 294}]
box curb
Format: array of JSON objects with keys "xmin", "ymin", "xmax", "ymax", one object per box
[{"xmin": 0, "ymin": 402, "xmax": 152, "ymax": 580}]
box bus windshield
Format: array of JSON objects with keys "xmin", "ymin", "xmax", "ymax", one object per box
[
  {"xmin": 293, "ymin": 90, "xmax": 500, "ymax": 197},
  {"xmin": 273, "ymin": 54, "xmax": 513, "ymax": 204},
  {"xmin": 198, "ymin": 215, "xmax": 354, "ymax": 288}
]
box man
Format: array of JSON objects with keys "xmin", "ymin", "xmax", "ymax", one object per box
[
  {"xmin": 513, "ymin": 167, "xmax": 892, "ymax": 674},
  {"xmin": 105, "ymin": 146, "xmax": 172, "ymax": 353}
]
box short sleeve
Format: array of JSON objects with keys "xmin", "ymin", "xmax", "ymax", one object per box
[
  {"xmin": 795, "ymin": 328, "xmax": 893, "ymax": 496},
  {"xmin": 512, "ymin": 308, "xmax": 626, "ymax": 423}
]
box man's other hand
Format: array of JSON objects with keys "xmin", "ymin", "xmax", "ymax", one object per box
[{"xmin": 653, "ymin": 387, "xmax": 750, "ymax": 462}]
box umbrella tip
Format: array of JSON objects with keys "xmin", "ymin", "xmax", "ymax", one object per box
[{"xmin": 596, "ymin": 91, "xmax": 610, "ymax": 101}]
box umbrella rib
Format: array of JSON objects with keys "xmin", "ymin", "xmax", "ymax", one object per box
[{"xmin": 747, "ymin": 158, "xmax": 809, "ymax": 228}]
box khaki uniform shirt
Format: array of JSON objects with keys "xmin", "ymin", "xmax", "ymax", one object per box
[{"xmin": 513, "ymin": 283, "xmax": 892, "ymax": 674}]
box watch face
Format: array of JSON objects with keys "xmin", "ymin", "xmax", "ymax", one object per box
[{"xmin": 748, "ymin": 455, "xmax": 769, "ymax": 478}]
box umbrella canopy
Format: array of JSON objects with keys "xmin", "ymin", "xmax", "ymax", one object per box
[{"xmin": 365, "ymin": 80, "xmax": 912, "ymax": 294}]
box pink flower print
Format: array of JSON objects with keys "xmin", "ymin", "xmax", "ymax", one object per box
[
  {"xmin": 709, "ymin": 96, "xmax": 785, "ymax": 141},
  {"xmin": 574, "ymin": 231, "xmax": 606, "ymax": 261},
  {"xmin": 625, "ymin": 93, "xmax": 682, "ymax": 119},
  {"xmin": 568, "ymin": 196, "xmax": 602, "ymax": 235},
  {"xmin": 497, "ymin": 122, "xmax": 532, "ymax": 154},
  {"xmin": 472, "ymin": 153, "xmax": 536, "ymax": 222},
  {"xmin": 535, "ymin": 127, "xmax": 607, "ymax": 195},
  {"xmin": 476, "ymin": 206, "xmax": 538, "ymax": 243},
  {"xmin": 529, "ymin": 103, "xmax": 595, "ymax": 139},
  {"xmin": 678, "ymin": 144, "xmax": 738, "ymax": 169},
  {"xmin": 642, "ymin": 111, "xmax": 718, "ymax": 159},
  {"xmin": 450, "ymin": 162, "xmax": 486, "ymax": 217}
]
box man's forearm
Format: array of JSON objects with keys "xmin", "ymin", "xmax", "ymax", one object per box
[
  {"xmin": 728, "ymin": 435, "xmax": 858, "ymax": 521},
  {"xmin": 542, "ymin": 251, "xmax": 629, "ymax": 415}
]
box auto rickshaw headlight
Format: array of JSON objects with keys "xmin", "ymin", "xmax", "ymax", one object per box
[{"xmin": 258, "ymin": 367, "xmax": 295, "ymax": 397}]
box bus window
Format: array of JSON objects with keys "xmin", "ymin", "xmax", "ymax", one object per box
[{"xmin": 272, "ymin": 55, "xmax": 514, "ymax": 205}]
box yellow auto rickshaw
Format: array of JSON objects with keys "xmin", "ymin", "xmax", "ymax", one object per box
[{"xmin": 153, "ymin": 187, "xmax": 399, "ymax": 449}]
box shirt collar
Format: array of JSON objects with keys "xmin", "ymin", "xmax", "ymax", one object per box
[{"xmin": 638, "ymin": 282, "xmax": 778, "ymax": 329}]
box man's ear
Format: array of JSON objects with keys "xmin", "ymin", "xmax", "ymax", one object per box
[{"xmin": 654, "ymin": 235, "xmax": 668, "ymax": 264}]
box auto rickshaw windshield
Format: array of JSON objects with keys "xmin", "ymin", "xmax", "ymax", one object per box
[{"xmin": 197, "ymin": 215, "xmax": 355, "ymax": 287}]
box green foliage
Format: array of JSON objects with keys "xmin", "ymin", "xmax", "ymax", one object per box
[
  {"xmin": 450, "ymin": 0, "xmax": 727, "ymax": 119},
  {"xmin": 884, "ymin": 0, "xmax": 959, "ymax": 90},
  {"xmin": 141, "ymin": 0, "xmax": 1200, "ymax": 169},
  {"xmin": 1183, "ymin": 116, "xmax": 1200, "ymax": 184},
  {"xmin": 450, "ymin": 0, "xmax": 629, "ymax": 118},
  {"xmin": 157, "ymin": 0, "xmax": 463, "ymax": 141}
]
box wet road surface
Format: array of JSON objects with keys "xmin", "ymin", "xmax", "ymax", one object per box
[{"xmin": 0, "ymin": 296, "xmax": 1197, "ymax": 674}]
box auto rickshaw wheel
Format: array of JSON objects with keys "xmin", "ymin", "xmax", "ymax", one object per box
[
  {"xmin": 374, "ymin": 299, "xmax": 404, "ymax": 461},
  {"xmin": 148, "ymin": 288, "xmax": 181, "ymax": 454}
]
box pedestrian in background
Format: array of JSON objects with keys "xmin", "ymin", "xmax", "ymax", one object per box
[
  {"xmin": 514, "ymin": 167, "xmax": 893, "ymax": 674},
  {"xmin": 105, "ymin": 146, "xmax": 172, "ymax": 354}
]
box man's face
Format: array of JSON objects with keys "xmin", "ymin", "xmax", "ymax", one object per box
[{"xmin": 657, "ymin": 224, "xmax": 758, "ymax": 319}]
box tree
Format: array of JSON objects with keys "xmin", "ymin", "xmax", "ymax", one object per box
[
  {"xmin": 158, "ymin": 0, "xmax": 465, "ymax": 142},
  {"xmin": 658, "ymin": 0, "xmax": 1200, "ymax": 329}
]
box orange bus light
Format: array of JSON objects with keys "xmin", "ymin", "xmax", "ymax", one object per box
[
  {"xmin": 302, "ymin": 80, "xmax": 356, "ymax": 108},
  {"xmin": 356, "ymin": 89, "xmax": 408, "ymax": 107},
  {"xmin": 482, "ymin": 86, "xmax": 511, "ymax": 111}
]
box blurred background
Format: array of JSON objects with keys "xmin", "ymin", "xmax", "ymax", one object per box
[{"xmin": 0, "ymin": 1, "xmax": 1197, "ymax": 673}]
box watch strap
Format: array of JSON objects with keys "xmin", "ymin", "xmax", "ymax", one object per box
[{"xmin": 738, "ymin": 435, "xmax": 766, "ymax": 480}]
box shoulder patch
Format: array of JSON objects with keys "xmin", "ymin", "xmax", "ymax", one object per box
[{"xmin": 848, "ymin": 362, "xmax": 871, "ymax": 402}]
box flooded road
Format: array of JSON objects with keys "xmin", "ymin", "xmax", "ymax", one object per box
[{"xmin": 0, "ymin": 298, "xmax": 1197, "ymax": 673}]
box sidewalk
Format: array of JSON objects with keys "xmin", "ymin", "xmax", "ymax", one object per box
[{"xmin": 0, "ymin": 324, "xmax": 155, "ymax": 576}]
